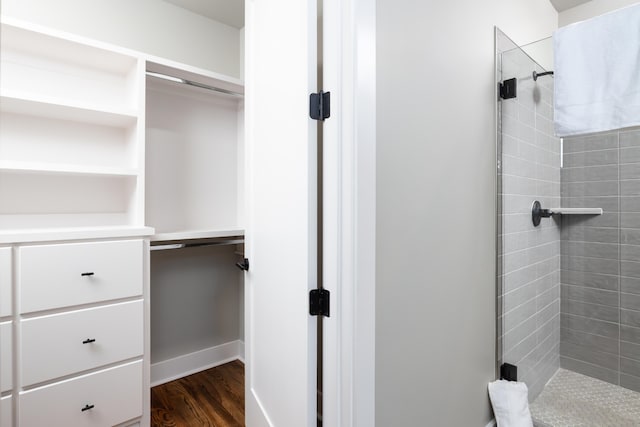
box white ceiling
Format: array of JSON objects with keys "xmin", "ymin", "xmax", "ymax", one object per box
[
  {"xmin": 163, "ymin": 0, "xmax": 590, "ymax": 29},
  {"xmin": 163, "ymin": 0, "xmax": 244, "ymax": 29},
  {"xmin": 549, "ymin": 0, "xmax": 593, "ymax": 12}
]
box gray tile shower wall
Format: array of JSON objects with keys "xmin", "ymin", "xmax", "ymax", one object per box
[
  {"xmin": 499, "ymin": 49, "xmax": 561, "ymax": 402},
  {"xmin": 560, "ymin": 128, "xmax": 640, "ymax": 393}
]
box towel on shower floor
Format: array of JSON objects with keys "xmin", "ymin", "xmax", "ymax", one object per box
[
  {"xmin": 488, "ymin": 380, "xmax": 534, "ymax": 427},
  {"xmin": 553, "ymin": 3, "xmax": 640, "ymax": 137}
]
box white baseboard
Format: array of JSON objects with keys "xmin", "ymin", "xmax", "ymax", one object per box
[
  {"xmin": 151, "ymin": 340, "xmax": 244, "ymax": 387},
  {"xmin": 238, "ymin": 340, "xmax": 245, "ymax": 363}
]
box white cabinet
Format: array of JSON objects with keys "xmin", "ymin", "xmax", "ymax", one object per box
[
  {"xmin": 19, "ymin": 360, "xmax": 143, "ymax": 427},
  {"xmin": 0, "ymin": 18, "xmax": 151, "ymax": 427},
  {"xmin": 0, "ymin": 248, "xmax": 10, "ymax": 317},
  {"xmin": 19, "ymin": 240, "xmax": 143, "ymax": 313},
  {"xmin": 0, "ymin": 322, "xmax": 11, "ymax": 393},
  {"xmin": 0, "ymin": 395, "xmax": 11, "ymax": 427},
  {"xmin": 0, "ymin": 250, "xmax": 11, "ymax": 427},
  {"xmin": 21, "ymin": 300, "xmax": 143, "ymax": 386},
  {"xmin": 12, "ymin": 238, "xmax": 147, "ymax": 426}
]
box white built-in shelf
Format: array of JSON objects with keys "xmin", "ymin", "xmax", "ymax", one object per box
[
  {"xmin": 0, "ymin": 18, "xmax": 248, "ymax": 239},
  {"xmin": 146, "ymin": 59, "xmax": 244, "ymax": 96},
  {"xmin": 0, "ymin": 161, "xmax": 138, "ymax": 177},
  {"xmin": 0, "ymin": 92, "xmax": 138, "ymax": 127},
  {"xmin": 0, "ymin": 19, "xmax": 145, "ymax": 234},
  {"xmin": 1, "ymin": 19, "xmax": 141, "ymax": 113},
  {"xmin": 0, "ymin": 226, "xmax": 155, "ymax": 244},
  {"xmin": 550, "ymin": 208, "xmax": 603, "ymax": 215},
  {"xmin": 0, "ymin": 18, "xmax": 139, "ymax": 75},
  {"xmin": 151, "ymin": 229, "xmax": 244, "ymax": 244}
]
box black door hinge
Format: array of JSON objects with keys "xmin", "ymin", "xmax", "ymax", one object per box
[
  {"xmin": 499, "ymin": 78, "xmax": 517, "ymax": 100},
  {"xmin": 500, "ymin": 363, "xmax": 518, "ymax": 381},
  {"xmin": 309, "ymin": 288, "xmax": 330, "ymax": 317},
  {"xmin": 309, "ymin": 91, "xmax": 330, "ymax": 121}
]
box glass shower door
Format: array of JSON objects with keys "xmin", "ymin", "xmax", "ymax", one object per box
[
  {"xmin": 496, "ymin": 20, "xmax": 640, "ymax": 427},
  {"xmin": 496, "ymin": 28, "xmax": 561, "ymax": 401}
]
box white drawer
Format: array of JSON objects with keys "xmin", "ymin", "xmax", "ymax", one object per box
[
  {"xmin": 0, "ymin": 248, "xmax": 10, "ymax": 317},
  {"xmin": 0, "ymin": 322, "xmax": 11, "ymax": 393},
  {"xmin": 20, "ymin": 240, "xmax": 143, "ymax": 313},
  {"xmin": 21, "ymin": 300, "xmax": 143, "ymax": 386},
  {"xmin": 20, "ymin": 360, "xmax": 142, "ymax": 427},
  {"xmin": 0, "ymin": 395, "xmax": 11, "ymax": 427}
]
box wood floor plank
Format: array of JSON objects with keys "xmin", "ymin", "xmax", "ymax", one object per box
[{"xmin": 151, "ymin": 360, "xmax": 245, "ymax": 427}]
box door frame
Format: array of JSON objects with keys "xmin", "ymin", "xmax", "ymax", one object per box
[{"xmin": 322, "ymin": 0, "xmax": 376, "ymax": 425}]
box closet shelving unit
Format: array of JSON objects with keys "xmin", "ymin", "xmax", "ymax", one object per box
[
  {"xmin": 145, "ymin": 59, "xmax": 245, "ymax": 246},
  {"xmin": 143, "ymin": 56, "xmax": 246, "ymax": 390},
  {"xmin": 0, "ymin": 17, "xmax": 245, "ymax": 241},
  {"xmin": 0, "ymin": 17, "xmax": 153, "ymax": 427},
  {"xmin": 0, "ymin": 20, "xmax": 147, "ymax": 236},
  {"xmin": 0, "ymin": 15, "xmax": 246, "ymax": 426}
]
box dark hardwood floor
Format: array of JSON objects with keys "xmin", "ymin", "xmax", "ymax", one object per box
[{"xmin": 151, "ymin": 360, "xmax": 245, "ymax": 427}]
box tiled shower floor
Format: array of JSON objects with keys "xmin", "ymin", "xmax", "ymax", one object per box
[{"xmin": 530, "ymin": 369, "xmax": 640, "ymax": 426}]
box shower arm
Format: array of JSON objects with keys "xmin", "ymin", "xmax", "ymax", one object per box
[{"xmin": 532, "ymin": 70, "xmax": 554, "ymax": 81}]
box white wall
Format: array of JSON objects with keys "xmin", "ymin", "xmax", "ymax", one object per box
[
  {"xmin": 239, "ymin": 27, "xmax": 245, "ymax": 81},
  {"xmin": 375, "ymin": 0, "xmax": 557, "ymax": 425},
  {"xmin": 560, "ymin": 0, "xmax": 640, "ymax": 26},
  {"xmin": 0, "ymin": 0, "xmax": 241, "ymax": 77}
]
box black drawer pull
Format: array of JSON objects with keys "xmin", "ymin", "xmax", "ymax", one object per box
[
  {"xmin": 81, "ymin": 272, "xmax": 95, "ymax": 277},
  {"xmin": 82, "ymin": 338, "xmax": 96, "ymax": 344},
  {"xmin": 81, "ymin": 404, "xmax": 94, "ymax": 412}
]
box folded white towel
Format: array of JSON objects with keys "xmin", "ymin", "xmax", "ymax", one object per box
[
  {"xmin": 488, "ymin": 380, "xmax": 534, "ymax": 427},
  {"xmin": 553, "ymin": 3, "xmax": 640, "ymax": 137}
]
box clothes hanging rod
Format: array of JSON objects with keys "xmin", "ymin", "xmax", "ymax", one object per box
[
  {"xmin": 150, "ymin": 243, "xmax": 184, "ymax": 251},
  {"xmin": 150, "ymin": 238, "xmax": 245, "ymax": 251},
  {"xmin": 146, "ymin": 71, "xmax": 243, "ymax": 97}
]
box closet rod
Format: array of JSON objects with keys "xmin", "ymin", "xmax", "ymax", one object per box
[
  {"xmin": 146, "ymin": 71, "xmax": 243, "ymax": 97},
  {"xmin": 150, "ymin": 243, "xmax": 184, "ymax": 251},
  {"xmin": 151, "ymin": 238, "xmax": 245, "ymax": 251}
]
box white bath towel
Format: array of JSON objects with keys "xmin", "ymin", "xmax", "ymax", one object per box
[
  {"xmin": 553, "ymin": 3, "xmax": 640, "ymax": 137},
  {"xmin": 488, "ymin": 380, "xmax": 534, "ymax": 427}
]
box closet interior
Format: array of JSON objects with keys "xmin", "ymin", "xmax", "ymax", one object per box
[
  {"xmin": 145, "ymin": 65, "xmax": 247, "ymax": 388},
  {"xmin": 0, "ymin": 4, "xmax": 248, "ymax": 424}
]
